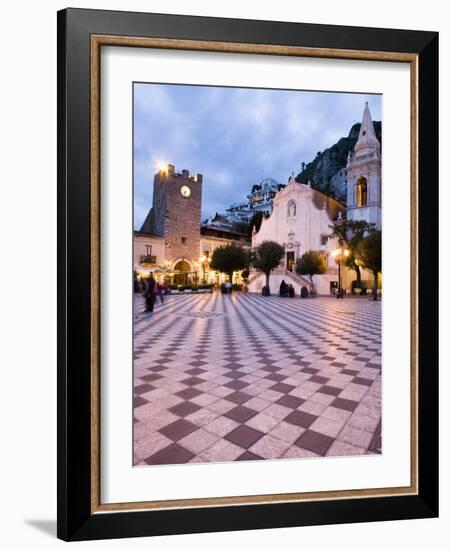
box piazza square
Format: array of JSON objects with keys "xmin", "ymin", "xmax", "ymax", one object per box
[
  {"xmin": 133, "ymin": 292, "xmax": 381, "ymax": 465},
  {"xmin": 133, "ymin": 88, "xmax": 383, "ymax": 466}
]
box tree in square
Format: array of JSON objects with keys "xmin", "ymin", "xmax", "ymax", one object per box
[
  {"xmin": 252, "ymin": 240, "xmax": 285, "ymax": 296},
  {"xmin": 325, "ymin": 219, "xmax": 376, "ymax": 287},
  {"xmin": 355, "ymin": 230, "xmax": 382, "ymax": 300},
  {"xmin": 210, "ymin": 243, "xmax": 250, "ymax": 284},
  {"xmin": 295, "ymin": 250, "xmax": 327, "ymax": 295}
]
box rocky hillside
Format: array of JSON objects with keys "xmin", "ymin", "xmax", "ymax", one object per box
[{"xmin": 295, "ymin": 121, "xmax": 381, "ymax": 203}]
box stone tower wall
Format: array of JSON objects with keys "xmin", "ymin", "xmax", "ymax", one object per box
[
  {"xmin": 153, "ymin": 166, "xmax": 203, "ymax": 266},
  {"xmin": 346, "ymin": 156, "xmax": 381, "ymax": 229},
  {"xmin": 150, "ymin": 176, "xmax": 167, "ymax": 237}
]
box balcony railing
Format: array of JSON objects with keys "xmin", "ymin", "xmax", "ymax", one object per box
[{"xmin": 140, "ymin": 255, "xmax": 157, "ymax": 265}]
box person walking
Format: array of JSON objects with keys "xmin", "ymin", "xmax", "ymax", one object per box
[
  {"xmin": 162, "ymin": 279, "xmax": 169, "ymax": 295},
  {"xmin": 279, "ymin": 279, "xmax": 287, "ymax": 297},
  {"xmin": 144, "ymin": 274, "xmax": 156, "ymax": 314},
  {"xmin": 156, "ymin": 282, "xmax": 164, "ymax": 304}
]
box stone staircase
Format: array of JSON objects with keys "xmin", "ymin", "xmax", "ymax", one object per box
[{"xmin": 247, "ymin": 267, "xmax": 313, "ymax": 294}]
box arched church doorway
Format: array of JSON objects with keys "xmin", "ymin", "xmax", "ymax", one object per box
[
  {"xmin": 286, "ymin": 252, "xmax": 295, "ymax": 272},
  {"xmin": 357, "ymin": 176, "xmax": 368, "ymax": 207},
  {"xmin": 173, "ymin": 260, "xmax": 191, "ymax": 286}
]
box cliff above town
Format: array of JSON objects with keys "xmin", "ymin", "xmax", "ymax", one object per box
[{"xmin": 295, "ymin": 121, "xmax": 382, "ymax": 203}]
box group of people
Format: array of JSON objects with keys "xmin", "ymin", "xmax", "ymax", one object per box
[
  {"xmin": 140, "ymin": 275, "xmax": 169, "ymax": 315},
  {"xmin": 279, "ymin": 279, "xmax": 295, "ymax": 298}
]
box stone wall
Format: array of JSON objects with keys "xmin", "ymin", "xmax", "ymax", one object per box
[
  {"xmin": 161, "ymin": 167, "xmax": 203, "ymax": 267},
  {"xmin": 140, "ymin": 166, "xmax": 203, "ymax": 268}
]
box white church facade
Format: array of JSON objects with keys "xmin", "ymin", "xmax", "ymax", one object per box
[
  {"xmin": 248, "ymin": 102, "xmax": 381, "ymax": 295},
  {"xmin": 248, "ymin": 180, "xmax": 345, "ymax": 295}
]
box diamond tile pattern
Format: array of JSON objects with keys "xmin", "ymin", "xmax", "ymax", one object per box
[{"xmin": 134, "ymin": 293, "xmax": 382, "ymax": 465}]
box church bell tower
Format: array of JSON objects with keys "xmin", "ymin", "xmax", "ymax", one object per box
[{"xmin": 346, "ymin": 102, "xmax": 382, "ymax": 229}]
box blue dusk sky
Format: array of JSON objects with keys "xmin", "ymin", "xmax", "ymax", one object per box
[{"xmin": 133, "ymin": 83, "xmax": 381, "ymax": 228}]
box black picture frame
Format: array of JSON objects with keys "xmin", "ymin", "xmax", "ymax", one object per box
[{"xmin": 57, "ymin": 7, "xmax": 438, "ymax": 541}]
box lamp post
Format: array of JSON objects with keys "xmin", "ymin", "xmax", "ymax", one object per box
[
  {"xmin": 331, "ymin": 247, "xmax": 349, "ymax": 299},
  {"xmin": 199, "ymin": 255, "xmax": 211, "ymax": 284}
]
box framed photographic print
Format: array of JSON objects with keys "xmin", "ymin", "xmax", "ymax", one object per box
[{"xmin": 57, "ymin": 8, "xmax": 438, "ymax": 541}]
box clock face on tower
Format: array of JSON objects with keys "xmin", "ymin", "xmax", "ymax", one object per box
[{"xmin": 180, "ymin": 185, "xmax": 191, "ymax": 198}]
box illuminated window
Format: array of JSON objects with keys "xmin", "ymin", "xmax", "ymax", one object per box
[{"xmin": 357, "ymin": 177, "xmax": 368, "ymax": 207}]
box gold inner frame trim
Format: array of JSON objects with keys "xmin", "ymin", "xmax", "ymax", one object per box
[{"xmin": 90, "ymin": 34, "xmax": 419, "ymax": 514}]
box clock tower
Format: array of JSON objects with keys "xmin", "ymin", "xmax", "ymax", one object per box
[{"xmin": 140, "ymin": 164, "xmax": 203, "ymax": 269}]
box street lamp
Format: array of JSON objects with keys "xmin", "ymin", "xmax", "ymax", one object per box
[
  {"xmin": 199, "ymin": 255, "xmax": 210, "ymax": 284},
  {"xmin": 331, "ymin": 247, "xmax": 349, "ymax": 299},
  {"xmin": 156, "ymin": 161, "xmax": 168, "ymax": 174}
]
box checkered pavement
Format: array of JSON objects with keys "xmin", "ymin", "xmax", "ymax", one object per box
[{"xmin": 133, "ymin": 292, "xmax": 382, "ymax": 465}]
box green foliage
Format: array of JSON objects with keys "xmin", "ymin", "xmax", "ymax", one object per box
[
  {"xmin": 326, "ymin": 219, "xmax": 376, "ymax": 247},
  {"xmin": 356, "ymin": 230, "xmax": 382, "ymax": 299},
  {"xmin": 343, "ymin": 250, "xmax": 363, "ymax": 284},
  {"xmin": 326, "ymin": 219, "xmax": 376, "ymax": 283},
  {"xmin": 232, "ymin": 220, "xmax": 250, "ymax": 235},
  {"xmin": 249, "ymin": 211, "xmax": 265, "ymax": 235},
  {"xmin": 295, "ymin": 250, "xmax": 327, "ymax": 288},
  {"xmin": 252, "ymin": 241, "xmax": 285, "ymax": 295},
  {"xmin": 210, "ymin": 243, "xmax": 250, "ymax": 281},
  {"xmin": 252, "ymin": 241, "xmax": 285, "ymax": 276},
  {"xmin": 241, "ymin": 267, "xmax": 250, "ymax": 280},
  {"xmin": 356, "ymin": 230, "xmax": 382, "ymax": 275}
]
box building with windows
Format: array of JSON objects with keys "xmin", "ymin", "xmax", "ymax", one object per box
[
  {"xmin": 135, "ymin": 164, "xmax": 250, "ymax": 285},
  {"xmin": 135, "ymin": 103, "xmax": 381, "ymax": 294},
  {"xmin": 203, "ymin": 177, "xmax": 285, "ymax": 231},
  {"xmin": 241, "ymin": 177, "xmax": 284, "ymax": 216},
  {"xmin": 248, "ymin": 178, "xmax": 345, "ymax": 295},
  {"xmin": 346, "ymin": 102, "xmax": 382, "ymax": 229},
  {"xmin": 134, "ymin": 232, "xmax": 165, "ymax": 271},
  {"xmin": 248, "ymin": 102, "xmax": 381, "ymax": 295}
]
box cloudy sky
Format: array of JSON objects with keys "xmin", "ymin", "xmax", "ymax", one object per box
[{"xmin": 133, "ymin": 83, "xmax": 381, "ymax": 229}]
